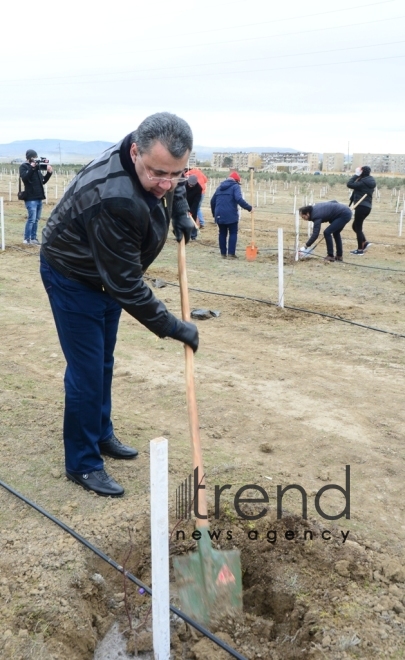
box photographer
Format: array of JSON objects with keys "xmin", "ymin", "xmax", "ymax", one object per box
[{"xmin": 19, "ymin": 149, "xmax": 53, "ymax": 245}]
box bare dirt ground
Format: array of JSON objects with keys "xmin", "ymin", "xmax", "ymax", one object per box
[{"xmin": 0, "ymin": 181, "xmax": 405, "ymax": 659}]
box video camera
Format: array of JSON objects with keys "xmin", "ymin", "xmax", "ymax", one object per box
[{"xmin": 33, "ymin": 157, "xmax": 50, "ymax": 170}]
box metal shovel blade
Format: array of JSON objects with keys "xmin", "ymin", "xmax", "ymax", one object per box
[
  {"xmin": 173, "ymin": 529, "xmax": 242, "ymax": 625},
  {"xmin": 246, "ymin": 244, "xmax": 258, "ymax": 261}
]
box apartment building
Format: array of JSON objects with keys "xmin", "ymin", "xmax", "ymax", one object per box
[
  {"xmin": 261, "ymin": 152, "xmax": 320, "ymax": 172},
  {"xmin": 352, "ymin": 153, "xmax": 405, "ymax": 174},
  {"xmin": 211, "ymin": 152, "xmax": 261, "ymax": 169},
  {"xmin": 323, "ymin": 153, "xmax": 345, "ymax": 173},
  {"xmin": 188, "ymin": 151, "xmax": 197, "ymax": 168}
]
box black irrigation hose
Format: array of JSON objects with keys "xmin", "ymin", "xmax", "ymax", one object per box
[
  {"xmin": 148, "ymin": 278, "xmax": 405, "ymax": 339},
  {"xmin": 308, "ymin": 251, "xmax": 405, "ymax": 273},
  {"xmin": 0, "ymin": 478, "xmax": 248, "ymax": 660}
]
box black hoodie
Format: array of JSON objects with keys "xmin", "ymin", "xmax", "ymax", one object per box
[{"xmin": 346, "ymin": 173, "xmax": 376, "ymax": 209}]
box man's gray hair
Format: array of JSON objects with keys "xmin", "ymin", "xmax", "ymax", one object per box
[{"xmin": 131, "ymin": 112, "xmax": 193, "ymax": 158}]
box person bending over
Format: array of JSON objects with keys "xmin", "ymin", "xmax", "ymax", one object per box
[
  {"xmin": 40, "ymin": 112, "xmax": 198, "ymax": 497},
  {"xmin": 299, "ymin": 201, "xmax": 352, "ymax": 262}
]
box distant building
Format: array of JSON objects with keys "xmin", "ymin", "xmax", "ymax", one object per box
[
  {"xmin": 211, "ymin": 152, "xmax": 261, "ymax": 170},
  {"xmin": 307, "ymin": 153, "xmax": 320, "ymax": 172},
  {"xmin": 188, "ymin": 151, "xmax": 197, "ymax": 168},
  {"xmin": 322, "ymin": 153, "xmax": 345, "ymax": 173},
  {"xmin": 262, "ymin": 152, "xmax": 319, "ymax": 173},
  {"xmin": 352, "ymin": 153, "xmax": 405, "ymax": 174}
]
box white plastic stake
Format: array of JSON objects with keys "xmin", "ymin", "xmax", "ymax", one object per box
[
  {"xmin": 399, "ymin": 210, "xmax": 403, "ymax": 237},
  {"xmin": 278, "ymin": 228, "xmax": 284, "ymax": 308},
  {"xmin": 256, "ymin": 191, "xmax": 259, "ymax": 207},
  {"xmin": 295, "ymin": 210, "xmax": 300, "ymax": 261},
  {"xmin": 150, "ymin": 436, "xmax": 170, "ymax": 660},
  {"xmin": 0, "ymin": 197, "xmax": 4, "ymax": 251},
  {"xmin": 293, "ymin": 194, "xmax": 297, "ymax": 214}
]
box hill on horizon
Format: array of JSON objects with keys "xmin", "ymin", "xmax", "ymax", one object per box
[{"xmin": 0, "ymin": 139, "xmax": 302, "ymax": 163}]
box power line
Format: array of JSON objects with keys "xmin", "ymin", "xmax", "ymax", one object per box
[
  {"xmin": 1, "ymin": 14, "xmax": 404, "ymax": 87},
  {"xmin": 3, "ymin": 37, "xmax": 404, "ymax": 86}
]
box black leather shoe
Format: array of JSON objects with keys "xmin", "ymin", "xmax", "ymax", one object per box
[
  {"xmin": 66, "ymin": 469, "xmax": 124, "ymax": 497},
  {"xmin": 99, "ymin": 433, "xmax": 139, "ymax": 459}
]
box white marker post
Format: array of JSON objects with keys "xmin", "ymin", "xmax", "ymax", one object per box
[
  {"xmin": 294, "ymin": 210, "xmax": 300, "ymax": 261},
  {"xmin": 1, "ymin": 197, "xmax": 5, "ymax": 251},
  {"xmin": 8, "ymin": 182, "xmax": 12, "ymax": 202},
  {"xmin": 278, "ymin": 228, "xmax": 284, "ymax": 308},
  {"xmin": 399, "ymin": 210, "xmax": 403, "ymax": 237},
  {"xmin": 150, "ymin": 436, "xmax": 170, "ymax": 660}
]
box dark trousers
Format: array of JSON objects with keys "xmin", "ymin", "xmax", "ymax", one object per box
[
  {"xmin": 323, "ymin": 210, "xmax": 352, "ymax": 257},
  {"xmin": 40, "ymin": 254, "xmax": 122, "ymax": 474},
  {"xmin": 218, "ymin": 222, "xmax": 238, "ymax": 256},
  {"xmin": 352, "ymin": 205, "xmax": 371, "ymax": 249}
]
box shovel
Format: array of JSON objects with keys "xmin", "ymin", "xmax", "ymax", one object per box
[
  {"xmin": 173, "ymin": 237, "xmax": 243, "ymax": 626},
  {"xmin": 246, "ymin": 167, "xmax": 258, "ymax": 261}
]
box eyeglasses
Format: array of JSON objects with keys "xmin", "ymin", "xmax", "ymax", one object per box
[{"xmin": 137, "ymin": 154, "xmax": 187, "ymax": 184}]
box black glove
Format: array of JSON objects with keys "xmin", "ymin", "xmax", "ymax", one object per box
[
  {"xmin": 168, "ymin": 319, "xmax": 199, "ymax": 352},
  {"xmin": 172, "ymin": 213, "xmax": 195, "ymax": 245}
]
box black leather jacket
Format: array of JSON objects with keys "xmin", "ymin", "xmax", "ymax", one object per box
[
  {"xmin": 19, "ymin": 162, "xmax": 52, "ymax": 200},
  {"xmin": 346, "ymin": 175, "xmax": 376, "ymax": 209},
  {"xmin": 41, "ymin": 138, "xmax": 188, "ymax": 338}
]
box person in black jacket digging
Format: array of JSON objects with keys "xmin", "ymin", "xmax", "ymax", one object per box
[
  {"xmin": 346, "ymin": 165, "xmax": 376, "ymax": 255},
  {"xmin": 40, "ymin": 112, "xmax": 198, "ymax": 497},
  {"xmin": 184, "ymin": 174, "xmax": 202, "ymax": 240},
  {"xmin": 19, "ymin": 150, "xmax": 53, "ymax": 245}
]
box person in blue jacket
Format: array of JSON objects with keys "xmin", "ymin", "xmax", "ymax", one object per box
[
  {"xmin": 210, "ymin": 171, "xmax": 252, "ymax": 258},
  {"xmin": 298, "ymin": 201, "xmax": 352, "ymax": 262}
]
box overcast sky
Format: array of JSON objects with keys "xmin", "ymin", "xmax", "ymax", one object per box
[{"xmin": 2, "ymin": 0, "xmax": 404, "ymax": 154}]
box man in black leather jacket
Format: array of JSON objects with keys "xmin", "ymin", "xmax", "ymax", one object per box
[
  {"xmin": 19, "ymin": 149, "xmax": 53, "ymax": 245},
  {"xmin": 40, "ymin": 112, "xmax": 197, "ymax": 497},
  {"xmin": 346, "ymin": 166, "xmax": 376, "ymax": 255}
]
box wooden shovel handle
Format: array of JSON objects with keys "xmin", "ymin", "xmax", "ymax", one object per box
[
  {"xmin": 352, "ymin": 194, "xmax": 368, "ymax": 210},
  {"xmin": 177, "ymin": 238, "xmax": 208, "ymax": 524},
  {"xmin": 249, "ymin": 167, "xmax": 255, "ymax": 246}
]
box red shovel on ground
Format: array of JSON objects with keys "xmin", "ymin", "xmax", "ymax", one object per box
[{"xmin": 246, "ymin": 167, "xmax": 258, "ymax": 261}]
